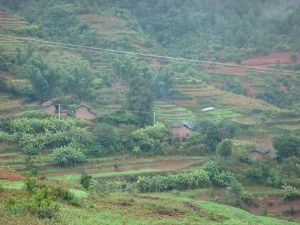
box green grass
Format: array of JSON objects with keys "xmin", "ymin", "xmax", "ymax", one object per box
[
  {"xmin": 57, "ymin": 193, "xmax": 299, "ymax": 225},
  {"xmin": 0, "ymin": 180, "xmax": 24, "ymax": 190},
  {"xmin": 48, "ymin": 168, "xmax": 160, "ymax": 183},
  {"xmin": 68, "ymin": 188, "xmax": 89, "ymax": 199}
]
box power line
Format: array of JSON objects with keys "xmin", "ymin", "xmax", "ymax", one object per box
[
  {"xmin": 1, "ymin": 34, "xmax": 299, "ymax": 76},
  {"xmin": 0, "ymin": 34, "xmax": 299, "ymax": 76}
]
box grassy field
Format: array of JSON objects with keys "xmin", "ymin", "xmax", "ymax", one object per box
[{"xmin": 14, "ymin": 192, "xmax": 300, "ymax": 225}]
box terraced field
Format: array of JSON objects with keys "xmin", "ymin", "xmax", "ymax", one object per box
[
  {"xmin": 0, "ymin": 94, "xmax": 21, "ymax": 116},
  {"xmin": 0, "ymin": 11, "xmax": 27, "ymax": 30},
  {"xmin": 80, "ymin": 13, "xmax": 155, "ymax": 53},
  {"xmin": 174, "ymin": 83, "xmax": 277, "ymax": 124},
  {"xmin": 154, "ymin": 101, "xmax": 196, "ymax": 124}
]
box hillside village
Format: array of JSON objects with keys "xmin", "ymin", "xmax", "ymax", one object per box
[{"xmin": 0, "ymin": 1, "xmax": 300, "ymax": 224}]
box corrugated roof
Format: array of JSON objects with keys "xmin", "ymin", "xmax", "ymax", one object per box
[
  {"xmin": 171, "ymin": 120, "xmax": 195, "ymax": 130},
  {"xmin": 251, "ymin": 146, "xmax": 271, "ymax": 154},
  {"xmin": 42, "ymin": 101, "xmax": 53, "ymax": 108}
]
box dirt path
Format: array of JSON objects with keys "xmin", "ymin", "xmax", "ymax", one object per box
[
  {"xmin": 46, "ymin": 159, "xmax": 202, "ymax": 177},
  {"xmin": 0, "ymin": 169, "xmax": 24, "ymax": 181}
]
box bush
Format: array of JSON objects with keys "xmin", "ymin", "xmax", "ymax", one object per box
[
  {"xmin": 94, "ymin": 123, "xmax": 121, "ymax": 153},
  {"xmin": 80, "ymin": 173, "xmax": 92, "ymax": 189},
  {"xmin": 137, "ymin": 170, "xmax": 209, "ymax": 192},
  {"xmin": 281, "ymin": 184, "xmax": 297, "ymax": 200},
  {"xmin": 202, "ymin": 160, "xmax": 220, "ymax": 180},
  {"xmin": 266, "ymin": 168, "xmax": 283, "ymax": 187},
  {"xmin": 85, "ymin": 144, "xmax": 105, "ymax": 157},
  {"xmin": 217, "ymin": 139, "xmax": 233, "ymax": 158},
  {"xmin": 213, "ymin": 171, "xmax": 236, "ymax": 187},
  {"xmin": 202, "ymin": 160, "xmax": 236, "ymax": 187},
  {"xmin": 273, "ymin": 135, "xmax": 300, "ymax": 158},
  {"xmin": 132, "ymin": 123, "xmax": 168, "ymax": 154},
  {"xmin": 7, "ymin": 184, "xmax": 60, "ymax": 220},
  {"xmin": 0, "ymin": 131, "xmax": 16, "ymax": 144},
  {"xmin": 53, "ymin": 144, "xmax": 86, "ymax": 167},
  {"xmin": 51, "ymin": 186, "xmax": 79, "ymax": 206},
  {"xmin": 244, "ymin": 166, "xmax": 266, "ymax": 184}
]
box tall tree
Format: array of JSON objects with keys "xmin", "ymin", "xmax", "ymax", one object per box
[
  {"xmin": 126, "ymin": 75, "xmax": 154, "ymax": 126},
  {"xmin": 273, "ymin": 135, "xmax": 300, "ymax": 158}
]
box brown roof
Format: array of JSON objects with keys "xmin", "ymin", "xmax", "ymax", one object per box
[{"xmin": 76, "ymin": 103, "xmax": 96, "ymax": 115}]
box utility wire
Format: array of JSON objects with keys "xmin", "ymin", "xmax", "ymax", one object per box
[{"xmin": 0, "ymin": 34, "xmax": 299, "ymax": 76}]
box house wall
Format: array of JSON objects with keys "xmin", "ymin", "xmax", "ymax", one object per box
[
  {"xmin": 43, "ymin": 105, "xmax": 57, "ymax": 114},
  {"xmin": 250, "ymin": 151, "xmax": 263, "ymax": 159},
  {"xmin": 171, "ymin": 126, "xmax": 192, "ymax": 139},
  {"xmin": 75, "ymin": 106, "xmax": 96, "ymax": 120}
]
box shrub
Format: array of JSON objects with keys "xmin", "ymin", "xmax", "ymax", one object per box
[
  {"xmin": 24, "ymin": 176, "xmax": 38, "ymax": 195},
  {"xmin": 217, "ymin": 139, "xmax": 233, "ymax": 158},
  {"xmin": 0, "ymin": 131, "xmax": 16, "ymax": 144},
  {"xmin": 266, "ymin": 168, "xmax": 283, "ymax": 187},
  {"xmin": 7, "ymin": 185, "xmax": 60, "ymax": 220},
  {"xmin": 202, "ymin": 160, "xmax": 220, "ymax": 179},
  {"xmin": 137, "ymin": 170, "xmax": 209, "ymax": 192},
  {"xmin": 132, "ymin": 123, "xmax": 168, "ymax": 154},
  {"xmin": 104, "ymin": 180, "xmax": 129, "ymax": 192},
  {"xmin": 202, "ymin": 160, "xmax": 236, "ymax": 187},
  {"xmin": 80, "ymin": 173, "xmax": 92, "ymax": 189},
  {"xmin": 51, "ymin": 186, "xmax": 79, "ymax": 206},
  {"xmin": 273, "ymin": 135, "xmax": 300, "ymax": 158},
  {"xmin": 213, "ymin": 171, "xmax": 236, "ymax": 187},
  {"xmin": 85, "ymin": 144, "xmax": 105, "ymax": 157},
  {"xmin": 244, "ymin": 166, "xmax": 266, "ymax": 184},
  {"xmin": 281, "ymin": 184, "xmax": 297, "ymax": 200},
  {"xmin": 53, "ymin": 144, "xmax": 86, "ymax": 167}
]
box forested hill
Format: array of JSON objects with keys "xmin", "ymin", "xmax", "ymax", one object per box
[
  {"xmin": 1, "ymin": 0, "xmax": 300, "ymax": 61},
  {"xmin": 1, "ymin": 1, "xmax": 300, "ymax": 224}
]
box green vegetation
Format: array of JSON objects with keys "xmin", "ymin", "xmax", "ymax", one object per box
[
  {"xmin": 137, "ymin": 170, "xmax": 209, "ymax": 192},
  {"xmin": 0, "ymin": 0, "xmax": 300, "ymax": 224}
]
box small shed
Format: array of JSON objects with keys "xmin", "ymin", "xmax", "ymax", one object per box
[
  {"xmin": 250, "ymin": 146, "xmax": 271, "ymax": 159},
  {"xmin": 170, "ymin": 120, "xmax": 195, "ymax": 140},
  {"xmin": 75, "ymin": 104, "xmax": 96, "ymax": 120},
  {"xmin": 42, "ymin": 101, "xmax": 58, "ymax": 114}
]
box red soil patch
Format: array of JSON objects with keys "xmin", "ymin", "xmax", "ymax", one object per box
[
  {"xmin": 0, "ymin": 169, "xmax": 24, "ymax": 181},
  {"xmin": 206, "ymin": 66, "xmax": 247, "ymax": 75},
  {"xmin": 46, "ymin": 159, "xmax": 202, "ymax": 177},
  {"xmin": 242, "ymin": 52, "xmax": 300, "ymax": 66}
]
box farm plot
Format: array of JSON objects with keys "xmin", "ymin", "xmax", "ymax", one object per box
[
  {"xmin": 154, "ymin": 101, "xmax": 196, "ymax": 124},
  {"xmin": 175, "ymin": 83, "xmax": 276, "ymax": 124},
  {"xmin": 46, "ymin": 158, "xmax": 203, "ymax": 183}
]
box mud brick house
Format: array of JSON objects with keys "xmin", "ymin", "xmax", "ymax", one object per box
[
  {"xmin": 250, "ymin": 146, "xmax": 271, "ymax": 159},
  {"xmin": 42, "ymin": 101, "xmax": 68, "ymax": 117},
  {"xmin": 74, "ymin": 104, "xmax": 96, "ymax": 120},
  {"xmin": 170, "ymin": 120, "xmax": 195, "ymax": 139},
  {"xmin": 42, "ymin": 101, "xmax": 58, "ymax": 114}
]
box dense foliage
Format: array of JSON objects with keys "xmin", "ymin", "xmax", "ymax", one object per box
[{"xmin": 137, "ymin": 170, "xmax": 209, "ymax": 192}]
